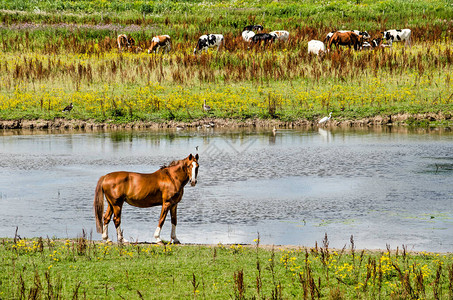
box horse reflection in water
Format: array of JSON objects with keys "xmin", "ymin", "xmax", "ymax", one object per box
[{"xmin": 94, "ymin": 154, "xmax": 199, "ymax": 244}]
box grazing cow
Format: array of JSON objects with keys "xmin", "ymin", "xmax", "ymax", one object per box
[
  {"xmin": 382, "ymin": 29, "xmax": 411, "ymax": 47},
  {"xmin": 193, "ymin": 34, "xmax": 224, "ymax": 54},
  {"xmin": 269, "ymin": 30, "xmax": 290, "ymax": 42},
  {"xmin": 327, "ymin": 31, "xmax": 363, "ymax": 51},
  {"xmin": 362, "ymin": 42, "xmax": 372, "ymax": 50},
  {"xmin": 243, "ymin": 25, "xmax": 263, "ymax": 32},
  {"xmin": 117, "ymin": 34, "xmax": 135, "ymax": 50},
  {"xmin": 325, "ymin": 30, "xmax": 370, "ymax": 43},
  {"xmin": 242, "ymin": 30, "xmax": 256, "ymax": 42},
  {"xmin": 251, "ymin": 33, "xmax": 276, "ymax": 46},
  {"xmin": 148, "ymin": 35, "xmax": 172, "ymax": 54},
  {"xmin": 370, "ymin": 38, "xmax": 385, "ymax": 48},
  {"xmin": 307, "ymin": 40, "xmax": 325, "ymax": 55}
]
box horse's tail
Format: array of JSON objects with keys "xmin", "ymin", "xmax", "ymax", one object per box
[{"xmin": 94, "ymin": 176, "xmax": 105, "ymax": 233}]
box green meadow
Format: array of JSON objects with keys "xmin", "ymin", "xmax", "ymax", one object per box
[
  {"xmin": 0, "ymin": 0, "xmax": 451, "ymax": 124},
  {"xmin": 2, "ymin": 236, "xmax": 453, "ymax": 299}
]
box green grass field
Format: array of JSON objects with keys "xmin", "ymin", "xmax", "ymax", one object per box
[
  {"xmin": 1, "ymin": 236, "xmax": 453, "ymax": 299},
  {"xmin": 0, "ymin": 0, "xmax": 451, "ymax": 125}
]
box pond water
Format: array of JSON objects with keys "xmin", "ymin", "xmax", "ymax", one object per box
[{"xmin": 0, "ymin": 126, "xmax": 452, "ymax": 252}]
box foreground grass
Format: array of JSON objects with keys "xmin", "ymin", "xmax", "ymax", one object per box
[{"xmin": 1, "ymin": 235, "xmax": 453, "ymax": 299}]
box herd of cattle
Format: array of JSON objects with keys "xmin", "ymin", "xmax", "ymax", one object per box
[
  {"xmin": 308, "ymin": 28, "xmax": 412, "ymax": 55},
  {"xmin": 116, "ymin": 26, "xmax": 412, "ymax": 56}
]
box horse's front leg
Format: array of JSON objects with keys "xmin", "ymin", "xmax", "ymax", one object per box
[
  {"xmin": 154, "ymin": 201, "xmax": 171, "ymax": 244},
  {"xmin": 170, "ymin": 204, "xmax": 180, "ymax": 244}
]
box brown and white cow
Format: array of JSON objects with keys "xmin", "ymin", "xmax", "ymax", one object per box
[
  {"xmin": 269, "ymin": 30, "xmax": 290, "ymax": 42},
  {"xmin": 325, "ymin": 30, "xmax": 370, "ymax": 43},
  {"xmin": 148, "ymin": 35, "xmax": 172, "ymax": 54},
  {"xmin": 327, "ymin": 31, "xmax": 363, "ymax": 51},
  {"xmin": 117, "ymin": 34, "xmax": 135, "ymax": 50}
]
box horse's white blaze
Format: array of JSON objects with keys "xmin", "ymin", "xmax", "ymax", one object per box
[{"xmin": 191, "ymin": 162, "xmax": 197, "ymax": 181}]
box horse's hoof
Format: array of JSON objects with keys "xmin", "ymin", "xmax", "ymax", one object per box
[{"xmin": 172, "ymin": 240, "xmax": 181, "ymax": 245}]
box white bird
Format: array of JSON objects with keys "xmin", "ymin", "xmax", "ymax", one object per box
[
  {"xmin": 272, "ymin": 126, "xmax": 277, "ymax": 135},
  {"xmin": 203, "ymin": 99, "xmax": 211, "ymax": 112},
  {"xmin": 318, "ymin": 112, "xmax": 332, "ymax": 125}
]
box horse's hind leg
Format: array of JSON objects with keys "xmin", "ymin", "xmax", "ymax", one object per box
[
  {"xmin": 112, "ymin": 203, "xmax": 126, "ymax": 243},
  {"xmin": 102, "ymin": 203, "xmax": 113, "ymax": 242}
]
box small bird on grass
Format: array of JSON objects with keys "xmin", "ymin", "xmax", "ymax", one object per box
[
  {"xmin": 62, "ymin": 103, "xmax": 73, "ymax": 113},
  {"xmin": 203, "ymin": 99, "xmax": 211, "ymax": 112}
]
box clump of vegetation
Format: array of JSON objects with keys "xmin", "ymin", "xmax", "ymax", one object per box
[{"xmin": 1, "ymin": 234, "xmax": 453, "ymax": 298}]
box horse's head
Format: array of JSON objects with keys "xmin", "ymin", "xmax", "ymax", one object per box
[{"xmin": 186, "ymin": 153, "xmax": 199, "ymax": 186}]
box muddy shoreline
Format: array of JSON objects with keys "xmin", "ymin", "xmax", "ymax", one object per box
[{"xmin": 0, "ymin": 112, "xmax": 451, "ymax": 131}]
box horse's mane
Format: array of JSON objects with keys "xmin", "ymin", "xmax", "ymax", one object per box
[{"xmin": 160, "ymin": 158, "xmax": 184, "ymax": 170}]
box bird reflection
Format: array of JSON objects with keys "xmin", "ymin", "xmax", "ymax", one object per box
[
  {"xmin": 318, "ymin": 128, "xmax": 332, "ymax": 142},
  {"xmin": 269, "ymin": 127, "xmax": 277, "ymax": 144}
]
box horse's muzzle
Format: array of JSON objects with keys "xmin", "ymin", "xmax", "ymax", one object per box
[{"xmin": 190, "ymin": 180, "xmax": 197, "ymax": 186}]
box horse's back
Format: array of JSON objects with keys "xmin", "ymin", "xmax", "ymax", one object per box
[{"xmin": 102, "ymin": 171, "xmax": 163, "ymax": 207}]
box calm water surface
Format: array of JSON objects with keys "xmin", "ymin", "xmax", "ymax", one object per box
[{"xmin": 0, "ymin": 127, "xmax": 452, "ymax": 251}]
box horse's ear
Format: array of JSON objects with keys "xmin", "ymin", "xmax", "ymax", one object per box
[
  {"xmin": 188, "ymin": 154, "xmax": 193, "ymax": 160},
  {"xmin": 195, "ymin": 153, "xmax": 199, "ymax": 160}
]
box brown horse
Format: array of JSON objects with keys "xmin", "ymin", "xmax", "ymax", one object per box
[
  {"xmin": 94, "ymin": 154, "xmax": 199, "ymax": 244},
  {"xmin": 327, "ymin": 31, "xmax": 363, "ymax": 51}
]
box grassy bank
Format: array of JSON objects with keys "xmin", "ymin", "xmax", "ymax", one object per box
[
  {"xmin": 0, "ymin": 0, "xmax": 452, "ymax": 125},
  {"xmin": 1, "ymin": 235, "xmax": 453, "ymax": 299}
]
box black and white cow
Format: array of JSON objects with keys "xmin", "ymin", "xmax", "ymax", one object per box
[
  {"xmin": 251, "ymin": 33, "xmax": 276, "ymax": 46},
  {"xmin": 193, "ymin": 34, "xmax": 224, "ymax": 54},
  {"xmin": 382, "ymin": 29, "xmax": 411, "ymax": 47},
  {"xmin": 325, "ymin": 30, "xmax": 370, "ymax": 43},
  {"xmin": 243, "ymin": 25, "xmax": 263, "ymax": 32},
  {"xmin": 242, "ymin": 30, "xmax": 255, "ymax": 42},
  {"xmin": 370, "ymin": 38, "xmax": 382, "ymax": 48},
  {"xmin": 362, "ymin": 38, "xmax": 385, "ymax": 50}
]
